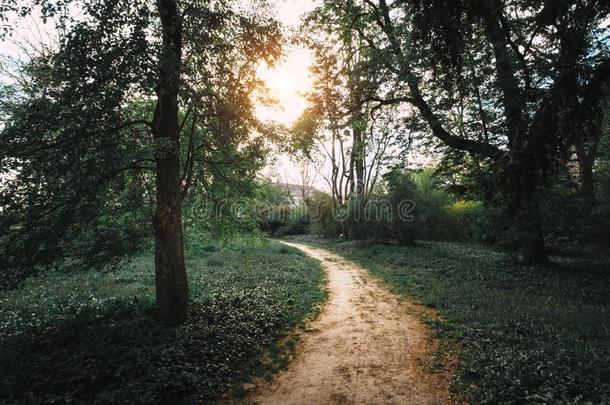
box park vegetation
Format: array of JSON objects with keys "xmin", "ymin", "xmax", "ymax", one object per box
[
  {"xmin": 284, "ymin": 0, "xmax": 610, "ymax": 262},
  {"xmin": 1, "ymin": 0, "xmax": 610, "ymax": 403}
]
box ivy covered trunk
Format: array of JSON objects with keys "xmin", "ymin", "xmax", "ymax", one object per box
[
  {"xmin": 480, "ymin": 3, "xmax": 549, "ymax": 266},
  {"xmin": 153, "ymin": 0, "xmax": 188, "ymax": 325},
  {"xmin": 353, "ymin": 124, "xmax": 365, "ymax": 198},
  {"xmin": 506, "ymin": 145, "xmax": 548, "ymax": 265}
]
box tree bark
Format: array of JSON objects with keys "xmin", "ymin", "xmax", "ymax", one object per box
[
  {"xmin": 153, "ymin": 0, "xmax": 188, "ymax": 325},
  {"xmin": 353, "ymin": 124, "xmax": 365, "ymax": 197},
  {"xmin": 576, "ymin": 141, "xmax": 597, "ymax": 207},
  {"xmin": 479, "ymin": 1, "xmax": 548, "ymax": 264},
  {"xmin": 505, "ymin": 142, "xmax": 548, "ymax": 265}
]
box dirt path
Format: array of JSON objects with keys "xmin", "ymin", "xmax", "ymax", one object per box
[{"xmin": 249, "ymin": 242, "xmax": 454, "ymax": 405}]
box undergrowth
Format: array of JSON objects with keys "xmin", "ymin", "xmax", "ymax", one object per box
[
  {"xmin": 290, "ymin": 235, "xmax": 610, "ymax": 404},
  {"xmin": 0, "ymin": 242, "xmax": 326, "ymax": 404}
]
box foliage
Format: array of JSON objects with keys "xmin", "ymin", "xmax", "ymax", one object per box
[
  {"xmin": 253, "ymin": 180, "xmax": 289, "ymax": 235},
  {"xmin": 307, "ymin": 191, "xmax": 341, "ymax": 238},
  {"xmin": 253, "ymin": 181, "xmax": 310, "ymax": 237},
  {"xmin": 470, "ymin": 197, "xmax": 512, "ymax": 246},
  {"xmin": 408, "ymin": 169, "xmax": 452, "ymax": 241},
  {"xmin": 0, "ymin": 243, "xmax": 326, "ymax": 403},
  {"xmin": 254, "ymin": 180, "xmax": 292, "ymax": 207},
  {"xmin": 0, "ymin": 2, "xmax": 158, "ymax": 287},
  {"xmin": 339, "ymin": 168, "xmax": 482, "ymax": 244},
  {"xmin": 444, "ymin": 200, "xmax": 483, "ymax": 242},
  {"xmin": 272, "ymin": 206, "xmax": 310, "ymax": 238},
  {"xmin": 303, "ymin": 0, "xmax": 610, "ymax": 263},
  {"xmin": 538, "ymin": 178, "xmax": 597, "ymax": 252},
  {"xmin": 257, "ymin": 204, "xmax": 311, "ymax": 238},
  {"xmin": 293, "ymin": 237, "xmax": 610, "ymax": 404},
  {"xmin": 0, "ymin": 0, "xmax": 281, "ymax": 287},
  {"xmin": 295, "ymin": 5, "xmax": 398, "ymax": 205},
  {"xmin": 306, "ymin": 167, "xmax": 489, "ymax": 244},
  {"xmin": 376, "ymin": 169, "xmax": 421, "ymax": 244},
  {"xmin": 0, "ymin": 87, "xmax": 153, "ymax": 288},
  {"xmin": 594, "ymin": 107, "xmax": 610, "ymax": 246},
  {"xmin": 182, "ymin": 177, "xmax": 270, "ymax": 252}
]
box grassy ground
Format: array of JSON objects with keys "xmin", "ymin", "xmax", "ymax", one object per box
[
  {"xmin": 289, "ymin": 235, "xmax": 610, "ymax": 404},
  {"xmin": 0, "ymin": 242, "xmax": 326, "ymax": 404}
]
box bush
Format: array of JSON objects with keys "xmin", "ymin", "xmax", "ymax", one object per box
[
  {"xmin": 257, "ymin": 204, "xmax": 311, "ymax": 237},
  {"xmin": 346, "ymin": 168, "xmax": 451, "ymax": 245},
  {"xmin": 307, "ymin": 191, "xmax": 341, "ymax": 238},
  {"xmin": 304, "ymin": 168, "xmax": 501, "ymax": 246},
  {"xmin": 444, "ymin": 200, "xmax": 483, "ymax": 241},
  {"xmin": 409, "ymin": 169, "xmax": 453, "ymax": 241},
  {"xmin": 273, "ymin": 206, "xmax": 311, "ymax": 237},
  {"xmin": 471, "ymin": 198, "xmax": 513, "ymax": 246},
  {"xmin": 382, "ymin": 170, "xmax": 421, "ymax": 244},
  {"xmin": 257, "ymin": 204, "xmax": 292, "ymax": 235},
  {"xmin": 253, "ymin": 181, "xmax": 311, "ymax": 237}
]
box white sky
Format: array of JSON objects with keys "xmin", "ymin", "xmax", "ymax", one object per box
[
  {"xmin": 257, "ymin": 0, "xmax": 325, "ymax": 188},
  {"xmin": 255, "ymin": 47, "xmax": 314, "ymax": 125},
  {"xmin": 256, "ymin": 0, "xmax": 317, "ymax": 125},
  {"xmin": 0, "ymin": 0, "xmax": 327, "ymax": 189}
]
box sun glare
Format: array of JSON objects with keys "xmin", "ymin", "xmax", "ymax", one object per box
[{"xmin": 256, "ymin": 48, "xmax": 314, "ymax": 126}]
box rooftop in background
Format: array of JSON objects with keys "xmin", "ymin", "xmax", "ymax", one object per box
[{"xmin": 275, "ymin": 181, "xmax": 320, "ymax": 206}]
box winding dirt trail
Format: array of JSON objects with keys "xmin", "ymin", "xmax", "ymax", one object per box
[{"xmin": 249, "ymin": 242, "xmax": 455, "ymax": 405}]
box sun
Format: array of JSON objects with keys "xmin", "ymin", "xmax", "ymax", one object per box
[{"xmin": 256, "ymin": 48, "xmax": 314, "ymax": 126}]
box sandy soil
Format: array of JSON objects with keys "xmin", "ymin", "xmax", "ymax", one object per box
[{"xmin": 248, "ymin": 241, "xmax": 455, "ymax": 405}]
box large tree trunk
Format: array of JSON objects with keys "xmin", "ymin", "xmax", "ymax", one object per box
[
  {"xmin": 480, "ymin": 3, "xmax": 548, "ymax": 265},
  {"xmin": 506, "ymin": 147, "xmax": 548, "ymax": 265},
  {"xmin": 153, "ymin": 0, "xmax": 188, "ymax": 325}
]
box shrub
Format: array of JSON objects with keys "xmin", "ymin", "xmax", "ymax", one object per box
[
  {"xmin": 409, "ymin": 169, "xmax": 453, "ymax": 241},
  {"xmin": 273, "ymin": 206, "xmax": 311, "ymax": 237},
  {"xmin": 471, "ymin": 198, "xmax": 513, "ymax": 247},
  {"xmin": 382, "ymin": 170, "xmax": 421, "ymax": 244},
  {"xmin": 257, "ymin": 204, "xmax": 311, "ymax": 237},
  {"xmin": 257, "ymin": 204, "xmax": 292, "ymax": 235},
  {"xmin": 357, "ymin": 167, "xmax": 452, "ymax": 245},
  {"xmin": 444, "ymin": 200, "xmax": 483, "ymax": 241},
  {"xmin": 253, "ymin": 181, "xmax": 312, "ymax": 237},
  {"xmin": 307, "ymin": 191, "xmax": 341, "ymax": 238}
]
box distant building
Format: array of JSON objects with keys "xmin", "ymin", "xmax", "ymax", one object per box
[{"xmin": 276, "ymin": 182, "xmax": 318, "ymax": 206}]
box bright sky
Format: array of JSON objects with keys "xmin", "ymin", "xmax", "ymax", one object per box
[
  {"xmin": 0, "ymin": 0, "xmax": 322, "ymax": 187},
  {"xmin": 255, "ymin": 49, "xmax": 314, "ymax": 125},
  {"xmin": 257, "ymin": 0, "xmax": 326, "ymax": 188},
  {"xmin": 256, "ymin": 0, "xmax": 317, "ymax": 126}
]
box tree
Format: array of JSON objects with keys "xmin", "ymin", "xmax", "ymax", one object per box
[
  {"xmin": 0, "ymin": 0, "xmax": 281, "ymax": 323},
  {"xmin": 152, "ymin": 0, "xmax": 188, "ymax": 324},
  {"xmin": 296, "ymin": 11, "xmax": 396, "ymax": 206},
  {"xmin": 304, "ymin": 0, "xmax": 610, "ymax": 264}
]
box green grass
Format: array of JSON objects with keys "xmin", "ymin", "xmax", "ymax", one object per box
[
  {"xmin": 290, "ymin": 235, "xmax": 610, "ymax": 404},
  {"xmin": 0, "ymin": 242, "xmax": 326, "ymax": 404}
]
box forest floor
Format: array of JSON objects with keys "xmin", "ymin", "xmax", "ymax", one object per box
[
  {"xmin": 282, "ymin": 236, "xmax": 610, "ymax": 403},
  {"xmin": 248, "ymin": 241, "xmax": 456, "ymax": 405},
  {"xmin": 0, "ymin": 242, "xmax": 326, "ymax": 403}
]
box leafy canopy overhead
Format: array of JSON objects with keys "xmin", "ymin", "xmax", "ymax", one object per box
[{"xmin": 0, "ymin": 0, "xmax": 282, "ymax": 285}]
